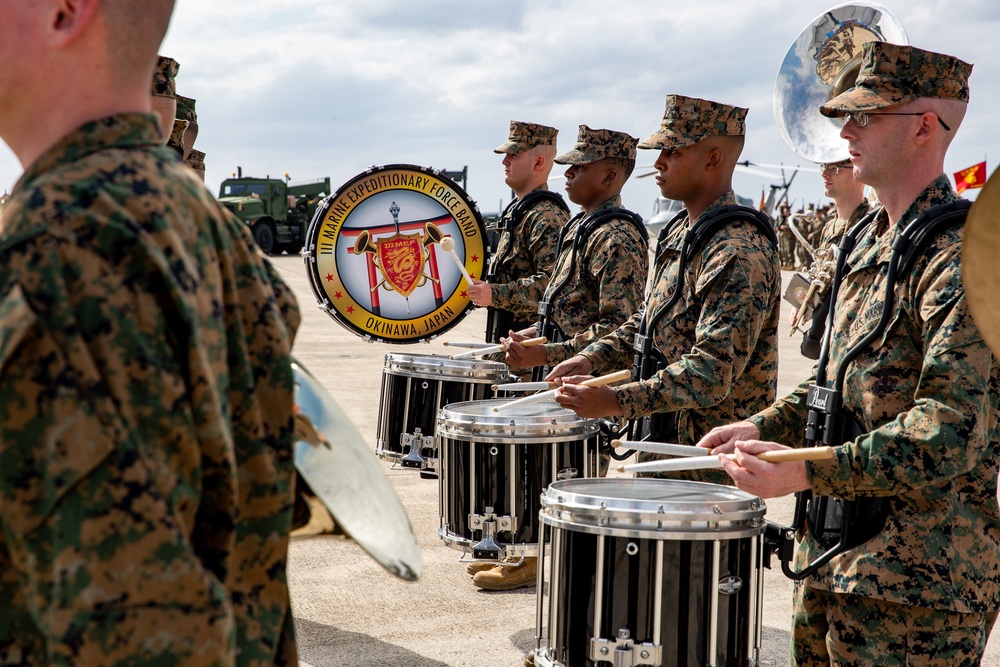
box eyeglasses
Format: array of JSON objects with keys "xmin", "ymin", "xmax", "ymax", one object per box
[
  {"xmin": 821, "ymin": 163, "xmax": 852, "ymax": 175},
  {"xmin": 842, "ymin": 111, "xmax": 951, "ymax": 131}
]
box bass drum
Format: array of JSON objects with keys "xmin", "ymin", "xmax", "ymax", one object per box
[
  {"xmin": 302, "ymin": 164, "xmax": 488, "ymax": 343},
  {"xmin": 376, "ymin": 352, "xmax": 510, "ymax": 470},
  {"xmin": 533, "ymin": 478, "xmax": 765, "ymax": 667},
  {"xmin": 436, "ymin": 399, "xmax": 600, "ymax": 563}
]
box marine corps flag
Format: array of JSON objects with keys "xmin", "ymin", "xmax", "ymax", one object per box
[
  {"xmin": 955, "ymin": 161, "xmax": 987, "ymax": 194},
  {"xmin": 759, "ymin": 187, "xmax": 767, "ymax": 212}
]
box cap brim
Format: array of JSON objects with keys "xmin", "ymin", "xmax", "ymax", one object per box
[
  {"xmin": 637, "ymin": 131, "xmax": 699, "ymax": 151},
  {"xmin": 820, "ymin": 86, "xmax": 903, "ymax": 117},
  {"xmin": 554, "ymin": 149, "xmax": 599, "ymax": 165},
  {"xmin": 493, "ymin": 141, "xmax": 523, "ymax": 155}
]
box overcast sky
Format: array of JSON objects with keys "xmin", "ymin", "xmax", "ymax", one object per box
[{"xmin": 2, "ymin": 0, "xmax": 998, "ymax": 217}]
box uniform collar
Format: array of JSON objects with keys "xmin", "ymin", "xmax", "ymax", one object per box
[{"xmin": 14, "ymin": 113, "xmax": 165, "ymax": 193}]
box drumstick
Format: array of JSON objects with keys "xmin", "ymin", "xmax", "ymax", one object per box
[
  {"xmin": 616, "ymin": 446, "xmax": 836, "ymax": 474},
  {"xmin": 611, "ymin": 439, "xmax": 712, "ymax": 457},
  {"xmin": 443, "ymin": 341, "xmax": 496, "ymax": 349},
  {"xmin": 491, "ymin": 381, "xmax": 558, "ymax": 392},
  {"xmin": 439, "ymin": 236, "xmax": 475, "ymax": 286},
  {"xmin": 450, "ymin": 336, "xmax": 547, "ymax": 360},
  {"xmin": 492, "ymin": 369, "xmax": 632, "ymax": 412}
]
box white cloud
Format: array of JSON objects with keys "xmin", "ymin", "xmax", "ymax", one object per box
[{"xmin": 3, "ymin": 0, "xmax": 999, "ymax": 214}]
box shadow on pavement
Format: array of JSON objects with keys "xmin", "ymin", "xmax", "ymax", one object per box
[{"xmin": 296, "ymin": 617, "xmax": 449, "ymax": 667}]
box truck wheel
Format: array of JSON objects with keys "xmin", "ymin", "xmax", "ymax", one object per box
[{"xmin": 253, "ymin": 221, "xmax": 277, "ymax": 255}]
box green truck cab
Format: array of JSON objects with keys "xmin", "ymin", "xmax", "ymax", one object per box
[{"xmin": 218, "ymin": 174, "xmax": 330, "ymax": 255}]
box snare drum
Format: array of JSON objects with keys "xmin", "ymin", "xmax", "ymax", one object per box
[
  {"xmin": 533, "ymin": 478, "xmax": 765, "ymax": 667},
  {"xmin": 436, "ymin": 399, "xmax": 600, "ymax": 562},
  {"xmin": 376, "ymin": 353, "xmax": 509, "ymax": 470}
]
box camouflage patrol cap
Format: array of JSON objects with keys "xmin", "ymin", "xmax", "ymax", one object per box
[
  {"xmin": 554, "ymin": 125, "xmax": 638, "ymax": 165},
  {"xmin": 186, "ymin": 149, "xmax": 206, "ymax": 174},
  {"xmin": 167, "ymin": 119, "xmax": 189, "ymax": 158},
  {"xmin": 638, "ymin": 94, "xmax": 747, "ymax": 151},
  {"xmin": 494, "ymin": 120, "xmax": 559, "ymax": 155},
  {"xmin": 152, "ymin": 55, "xmax": 179, "ymax": 99},
  {"xmin": 176, "ymin": 95, "xmax": 197, "ymax": 123},
  {"xmin": 821, "ymin": 42, "xmax": 972, "ymax": 117}
]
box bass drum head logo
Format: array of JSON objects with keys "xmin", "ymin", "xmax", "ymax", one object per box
[{"xmin": 304, "ymin": 165, "xmax": 487, "ymax": 343}]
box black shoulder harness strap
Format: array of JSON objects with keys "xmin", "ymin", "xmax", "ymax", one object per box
[
  {"xmin": 642, "ymin": 204, "xmax": 777, "ymax": 343},
  {"xmin": 488, "ymin": 190, "xmax": 571, "ymax": 281},
  {"xmin": 535, "ymin": 206, "xmax": 647, "ymax": 352}
]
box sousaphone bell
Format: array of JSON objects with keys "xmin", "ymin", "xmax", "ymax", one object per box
[{"xmin": 774, "ymin": 2, "xmax": 907, "ymax": 164}]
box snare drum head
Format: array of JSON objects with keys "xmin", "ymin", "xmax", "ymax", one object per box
[
  {"xmin": 303, "ymin": 164, "xmax": 488, "ymax": 344},
  {"xmin": 436, "ymin": 399, "xmax": 599, "ymax": 441},
  {"xmin": 384, "ymin": 352, "xmax": 508, "ymax": 382},
  {"xmin": 541, "ymin": 477, "xmax": 764, "ymax": 539}
]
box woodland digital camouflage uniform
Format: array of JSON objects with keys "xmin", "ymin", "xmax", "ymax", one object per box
[
  {"xmin": 489, "ymin": 195, "xmax": 567, "ymax": 320},
  {"xmin": 538, "ymin": 194, "xmax": 648, "ymax": 365},
  {"xmin": 187, "ymin": 147, "xmax": 207, "ymax": 174},
  {"xmin": 167, "ymin": 117, "xmax": 189, "ymax": 158},
  {"xmin": 489, "ymin": 122, "xmax": 569, "ymax": 322},
  {"xmin": 577, "ymin": 96, "xmax": 780, "ymax": 479},
  {"xmin": 152, "ymin": 55, "xmax": 178, "ymax": 99},
  {"xmin": 750, "ymin": 176, "xmax": 1000, "ymax": 618},
  {"xmin": 532, "ymin": 126, "xmax": 648, "ymax": 365},
  {"xmin": 818, "ymin": 199, "xmax": 871, "ymax": 249},
  {"xmin": 581, "ymin": 191, "xmax": 781, "ymax": 449},
  {"xmin": 758, "ymin": 43, "xmax": 997, "ymax": 664},
  {"xmin": 0, "ymin": 113, "xmax": 300, "ymax": 666}
]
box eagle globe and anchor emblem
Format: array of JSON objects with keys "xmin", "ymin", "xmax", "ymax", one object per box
[{"xmin": 303, "ymin": 164, "xmax": 488, "ymax": 343}]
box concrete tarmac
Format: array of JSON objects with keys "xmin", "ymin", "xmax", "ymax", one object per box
[{"xmin": 272, "ymin": 255, "xmax": 999, "ymax": 667}]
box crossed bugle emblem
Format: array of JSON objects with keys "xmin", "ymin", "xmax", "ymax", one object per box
[{"xmin": 352, "ymin": 201, "xmax": 447, "ymax": 309}]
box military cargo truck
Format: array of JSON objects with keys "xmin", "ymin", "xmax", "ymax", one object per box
[{"xmin": 218, "ymin": 172, "xmax": 330, "ymax": 255}]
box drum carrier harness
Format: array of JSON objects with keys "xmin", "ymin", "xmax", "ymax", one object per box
[
  {"xmin": 531, "ymin": 206, "xmax": 647, "ymax": 382},
  {"xmin": 484, "ymin": 190, "xmax": 570, "ymax": 343},
  {"xmin": 608, "ymin": 205, "xmax": 778, "ymax": 457},
  {"xmin": 765, "ymin": 199, "xmax": 971, "ymax": 580}
]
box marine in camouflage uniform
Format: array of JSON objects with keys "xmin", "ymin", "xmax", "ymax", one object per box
[
  {"xmin": 473, "ymin": 126, "xmax": 646, "ymax": 594},
  {"xmin": 480, "ymin": 121, "xmax": 569, "ymax": 338},
  {"xmin": 554, "ymin": 96, "xmax": 780, "ymax": 471},
  {"xmin": 0, "ymin": 46, "xmax": 299, "ymax": 667},
  {"xmin": 703, "ymin": 43, "xmax": 999, "ymax": 665},
  {"xmin": 529, "ymin": 126, "xmax": 648, "ymax": 368}
]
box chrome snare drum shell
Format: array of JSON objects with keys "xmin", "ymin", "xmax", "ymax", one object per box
[
  {"xmin": 376, "ymin": 354, "xmax": 510, "ymax": 468},
  {"xmin": 540, "ymin": 477, "xmax": 765, "ymax": 541},
  {"xmin": 534, "ymin": 478, "xmax": 766, "ymax": 667}
]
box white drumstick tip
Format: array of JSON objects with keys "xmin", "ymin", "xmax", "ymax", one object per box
[{"xmin": 439, "ymin": 237, "xmax": 475, "ymax": 285}]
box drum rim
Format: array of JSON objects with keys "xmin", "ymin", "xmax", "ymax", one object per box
[
  {"xmin": 538, "ymin": 477, "xmax": 765, "ymax": 539},
  {"xmin": 383, "ymin": 352, "xmax": 509, "ymax": 381},
  {"xmin": 436, "ymin": 399, "xmax": 601, "ymax": 440}
]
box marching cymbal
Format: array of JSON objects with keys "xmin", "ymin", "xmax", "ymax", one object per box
[
  {"xmin": 963, "ymin": 169, "xmax": 1000, "ymax": 357},
  {"xmin": 292, "ymin": 359, "xmax": 423, "ymax": 581}
]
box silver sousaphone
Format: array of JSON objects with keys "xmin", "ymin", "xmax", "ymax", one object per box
[
  {"xmin": 765, "ymin": 3, "xmax": 907, "ymax": 580},
  {"xmin": 774, "ymin": 2, "xmax": 907, "ymax": 164},
  {"xmin": 292, "ymin": 359, "xmax": 422, "ymax": 581}
]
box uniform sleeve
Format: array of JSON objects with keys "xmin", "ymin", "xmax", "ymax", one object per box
[
  {"xmin": 492, "ymin": 204, "xmax": 566, "ymax": 315},
  {"xmin": 0, "ymin": 284, "xmax": 235, "ymax": 666},
  {"xmin": 546, "ymin": 220, "xmax": 648, "ymax": 365},
  {"xmin": 578, "ymin": 310, "xmax": 645, "ymax": 374},
  {"xmin": 807, "ymin": 248, "xmax": 995, "ymax": 499},
  {"xmin": 612, "ymin": 231, "xmax": 778, "ymax": 419}
]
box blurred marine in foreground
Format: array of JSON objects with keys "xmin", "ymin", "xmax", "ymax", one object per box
[{"xmin": 0, "ymin": 1, "xmax": 300, "ymax": 665}]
